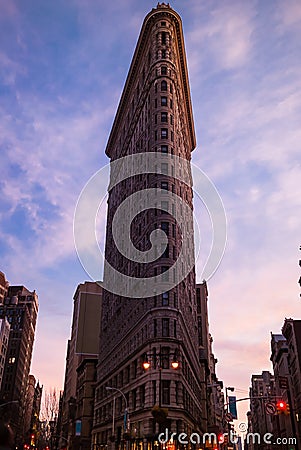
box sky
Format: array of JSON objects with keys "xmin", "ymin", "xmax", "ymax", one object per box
[{"xmin": 0, "ymin": 0, "xmax": 300, "ymax": 425}]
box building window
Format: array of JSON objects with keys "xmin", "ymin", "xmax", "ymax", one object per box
[
  {"xmin": 162, "ymin": 49, "xmax": 166, "ymax": 59},
  {"xmin": 162, "ymin": 32, "xmax": 167, "ymax": 45},
  {"xmin": 125, "ymin": 366, "xmax": 130, "ymax": 383},
  {"xmin": 162, "ymin": 244, "xmax": 169, "ymax": 259},
  {"xmin": 161, "ymin": 200, "xmax": 169, "ymax": 211},
  {"xmin": 162, "ymin": 318, "xmax": 170, "ymax": 337},
  {"xmin": 154, "ymin": 319, "xmax": 157, "ymax": 337},
  {"xmin": 161, "ymin": 163, "xmax": 168, "ymax": 174},
  {"xmin": 170, "ymin": 115, "xmax": 173, "ymax": 124},
  {"xmin": 170, "ymin": 99, "xmax": 173, "ymax": 108},
  {"xmin": 162, "ymin": 380, "xmax": 171, "ymax": 404},
  {"xmin": 155, "ymin": 83, "xmax": 158, "ymax": 93},
  {"xmin": 174, "ymin": 292, "xmax": 178, "ymax": 308},
  {"xmin": 155, "ymin": 130, "xmax": 158, "ymax": 141},
  {"xmin": 161, "ymin": 96, "xmax": 167, "ymax": 106},
  {"xmin": 162, "ymin": 266, "xmax": 169, "ymax": 282},
  {"xmin": 153, "ymin": 380, "xmax": 157, "ymax": 404},
  {"xmin": 161, "ymin": 222, "xmax": 169, "ymax": 235},
  {"xmin": 140, "ymin": 384, "xmax": 146, "ymax": 406},
  {"xmin": 161, "ymin": 347, "xmax": 170, "ymax": 369},
  {"xmin": 155, "ymin": 98, "xmax": 157, "ymax": 108},
  {"xmin": 161, "ymin": 21, "xmax": 166, "ymax": 26},
  {"xmin": 161, "ymin": 112, "xmax": 168, "ymax": 122},
  {"xmin": 175, "ymin": 381, "xmax": 180, "ymax": 404},
  {"xmin": 155, "ymin": 114, "xmax": 157, "ymax": 124},
  {"xmin": 161, "ymin": 182, "xmax": 168, "ymax": 190},
  {"xmin": 161, "ymin": 128, "xmax": 168, "ymax": 139},
  {"xmin": 133, "ymin": 360, "xmax": 138, "ymax": 378},
  {"xmin": 173, "ymin": 245, "xmax": 176, "ymax": 260},
  {"xmin": 161, "ymin": 66, "xmax": 167, "ymax": 75},
  {"xmin": 132, "ymin": 389, "xmax": 137, "ymax": 410},
  {"xmin": 161, "ymin": 145, "xmax": 168, "ymax": 153},
  {"xmin": 162, "ymin": 292, "xmax": 169, "ymax": 306},
  {"xmin": 161, "ymin": 80, "xmax": 167, "ymax": 91},
  {"xmin": 174, "ymin": 320, "xmax": 177, "ymax": 337}
]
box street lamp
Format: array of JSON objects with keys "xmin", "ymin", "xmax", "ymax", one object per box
[
  {"xmin": 225, "ymin": 386, "xmax": 234, "ymax": 413},
  {"xmin": 225, "ymin": 387, "xmax": 235, "ymax": 438},
  {"xmin": 142, "ymin": 348, "xmax": 179, "ymax": 407},
  {"xmin": 105, "ymin": 386, "xmax": 129, "ymax": 432}
]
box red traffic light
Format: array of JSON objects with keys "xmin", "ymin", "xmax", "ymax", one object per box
[
  {"xmin": 277, "ymin": 400, "xmax": 287, "ymax": 411},
  {"xmin": 218, "ymin": 434, "xmax": 224, "ymax": 444}
]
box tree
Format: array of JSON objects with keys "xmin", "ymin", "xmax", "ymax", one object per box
[
  {"xmin": 41, "ymin": 388, "xmax": 59, "ymax": 422},
  {"xmin": 39, "ymin": 388, "xmax": 59, "ymax": 449}
]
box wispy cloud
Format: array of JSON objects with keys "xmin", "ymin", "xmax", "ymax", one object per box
[
  {"xmin": 276, "ymin": 0, "xmax": 301, "ymax": 29},
  {"xmin": 0, "ymin": 0, "xmax": 300, "ymax": 412}
]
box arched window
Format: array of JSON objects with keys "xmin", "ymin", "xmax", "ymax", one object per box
[{"xmin": 161, "ymin": 80, "xmax": 167, "ymax": 91}]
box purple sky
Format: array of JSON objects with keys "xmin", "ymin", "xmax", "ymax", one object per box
[{"xmin": 0, "ymin": 0, "xmax": 300, "ymax": 424}]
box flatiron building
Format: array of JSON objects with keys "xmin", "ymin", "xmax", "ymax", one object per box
[{"xmin": 93, "ymin": 3, "xmax": 206, "ymax": 447}]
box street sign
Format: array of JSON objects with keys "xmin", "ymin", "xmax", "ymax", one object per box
[
  {"xmin": 229, "ymin": 396, "xmax": 238, "ymax": 420},
  {"xmin": 225, "ymin": 412, "xmax": 233, "ymax": 422},
  {"xmin": 75, "ymin": 419, "xmax": 82, "ymax": 436},
  {"xmin": 265, "ymin": 402, "xmax": 277, "ymax": 415}
]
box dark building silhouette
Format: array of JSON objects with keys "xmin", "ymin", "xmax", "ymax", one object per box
[
  {"xmin": 248, "ymin": 371, "xmax": 275, "ymax": 450},
  {"xmin": 0, "ymin": 318, "xmax": 10, "ymax": 391},
  {"xmin": 282, "ymin": 318, "xmax": 301, "ymax": 446},
  {"xmin": 0, "ymin": 272, "xmax": 8, "ymax": 305},
  {"xmin": 92, "ymin": 3, "xmax": 208, "ymax": 448},
  {"xmin": 0, "ymin": 284, "xmax": 38, "ymax": 440},
  {"xmin": 270, "ymin": 333, "xmax": 294, "ymax": 443},
  {"xmin": 59, "ymin": 281, "xmax": 103, "ymax": 449}
]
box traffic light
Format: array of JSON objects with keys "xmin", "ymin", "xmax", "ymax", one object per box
[
  {"xmin": 277, "ymin": 400, "xmax": 288, "ymax": 413},
  {"xmin": 286, "ymin": 403, "xmax": 290, "ymax": 414},
  {"xmin": 218, "ymin": 434, "xmax": 224, "ymax": 444}
]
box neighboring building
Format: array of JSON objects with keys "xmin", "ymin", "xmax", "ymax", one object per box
[
  {"xmin": 207, "ymin": 335, "xmax": 224, "ymax": 435},
  {"xmin": 196, "ymin": 282, "xmax": 224, "ymax": 434},
  {"xmin": 74, "ymin": 358, "xmax": 98, "ymax": 450},
  {"xmin": 0, "ymin": 317, "xmax": 10, "ymax": 389},
  {"xmin": 22, "ymin": 374, "xmax": 43, "ymax": 441},
  {"xmin": 31, "ymin": 378, "xmax": 43, "ymax": 434},
  {"xmin": 59, "ymin": 281, "xmax": 103, "ymax": 448},
  {"xmin": 270, "ymin": 333, "xmax": 294, "ymax": 441},
  {"xmin": 0, "ymin": 271, "xmax": 9, "ymax": 304},
  {"xmin": 93, "ymin": 3, "xmax": 208, "ymax": 448},
  {"xmin": 249, "ymin": 371, "xmax": 275, "ymax": 450},
  {"xmin": 196, "ymin": 282, "xmax": 210, "ymax": 431},
  {"xmin": 282, "ymin": 318, "xmax": 301, "ymax": 445},
  {"xmin": 0, "ymin": 285, "xmax": 38, "ymax": 441},
  {"xmin": 24, "ymin": 375, "xmax": 36, "ymax": 437},
  {"xmin": 55, "ymin": 391, "xmax": 64, "ymax": 450}
]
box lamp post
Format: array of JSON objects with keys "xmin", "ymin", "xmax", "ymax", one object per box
[
  {"xmin": 105, "ymin": 386, "xmax": 129, "ymax": 432},
  {"xmin": 225, "ymin": 387, "xmax": 235, "ymax": 444},
  {"xmin": 225, "ymin": 387, "xmax": 234, "ymax": 413},
  {"xmin": 142, "ymin": 348, "xmax": 179, "ymax": 407}
]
